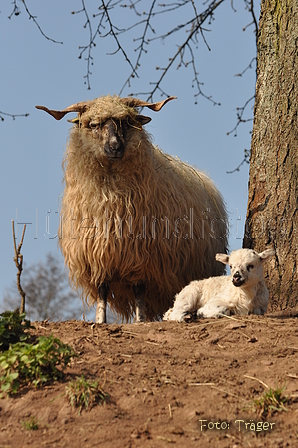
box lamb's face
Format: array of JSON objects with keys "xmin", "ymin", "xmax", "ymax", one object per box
[
  {"xmin": 216, "ymin": 248, "xmax": 274, "ymax": 289},
  {"xmin": 228, "ymin": 250, "xmax": 264, "ymax": 287}
]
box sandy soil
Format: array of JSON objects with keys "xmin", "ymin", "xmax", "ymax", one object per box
[{"xmin": 1, "ymin": 313, "xmax": 298, "ymax": 448}]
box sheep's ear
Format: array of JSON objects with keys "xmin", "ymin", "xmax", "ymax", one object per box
[
  {"xmin": 216, "ymin": 253, "xmax": 230, "ymax": 265},
  {"xmin": 135, "ymin": 115, "xmax": 152, "ymax": 126},
  {"xmin": 35, "ymin": 102, "xmax": 88, "ymax": 120},
  {"xmin": 259, "ymin": 248, "xmax": 275, "ymax": 262}
]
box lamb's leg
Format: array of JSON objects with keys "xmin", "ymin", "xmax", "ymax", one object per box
[
  {"xmin": 163, "ymin": 281, "xmax": 202, "ymax": 322},
  {"xmin": 96, "ymin": 283, "xmax": 109, "ymax": 323},
  {"xmin": 197, "ymin": 299, "xmax": 231, "ymax": 318},
  {"xmin": 133, "ymin": 282, "xmax": 146, "ymax": 322}
]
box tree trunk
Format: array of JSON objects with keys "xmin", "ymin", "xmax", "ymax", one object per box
[{"xmin": 243, "ymin": 0, "xmax": 298, "ymax": 311}]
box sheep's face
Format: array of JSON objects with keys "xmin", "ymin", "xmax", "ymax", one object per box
[
  {"xmin": 75, "ymin": 97, "xmax": 154, "ymax": 162},
  {"xmin": 80, "ymin": 113, "xmax": 151, "ymax": 161},
  {"xmin": 88, "ymin": 118, "xmax": 127, "ymax": 161},
  {"xmin": 216, "ymin": 248, "xmax": 274, "ymax": 288}
]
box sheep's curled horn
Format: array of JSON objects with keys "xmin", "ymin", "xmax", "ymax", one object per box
[{"xmin": 35, "ymin": 96, "xmax": 177, "ymax": 121}]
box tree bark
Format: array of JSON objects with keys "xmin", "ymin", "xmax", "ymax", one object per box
[{"xmin": 243, "ymin": 0, "xmax": 298, "ymax": 311}]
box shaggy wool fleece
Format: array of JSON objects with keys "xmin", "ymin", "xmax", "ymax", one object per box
[{"xmin": 57, "ymin": 95, "xmax": 228, "ymax": 320}]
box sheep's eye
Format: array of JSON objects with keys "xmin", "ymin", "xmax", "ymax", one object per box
[
  {"xmin": 247, "ymin": 264, "xmax": 254, "ymax": 271},
  {"xmin": 89, "ymin": 122, "xmax": 99, "ymax": 129}
]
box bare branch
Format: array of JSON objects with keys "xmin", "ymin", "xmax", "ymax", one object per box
[
  {"xmin": 243, "ymin": 0, "xmax": 258, "ymax": 47},
  {"xmin": 125, "ymin": 0, "xmax": 225, "ymax": 102},
  {"xmin": 227, "ymin": 95, "xmax": 255, "ymax": 137},
  {"xmin": 226, "ymin": 0, "xmax": 258, "ymax": 175},
  {"xmin": 73, "ymin": 0, "xmax": 139, "ymax": 89},
  {"xmin": 74, "ymin": 0, "xmax": 225, "ymax": 101},
  {"xmin": 119, "ymin": 0, "xmax": 157, "ymax": 95},
  {"xmin": 74, "ymin": 0, "xmax": 258, "ymax": 122},
  {"xmin": 8, "ymin": 0, "xmax": 21, "ymax": 19},
  {"xmin": 226, "ymin": 149, "xmax": 250, "ymax": 174},
  {"xmin": 235, "ymin": 57, "xmax": 256, "ymax": 77},
  {"xmin": 100, "ymin": 0, "xmax": 139, "ymax": 79},
  {"xmin": 4, "ymin": 252, "xmax": 80, "ymax": 321},
  {"xmin": 12, "ymin": 220, "xmax": 26, "ymax": 314},
  {"xmin": 8, "ymin": 0, "xmax": 63, "ymax": 44},
  {"xmin": 0, "ymin": 110, "xmax": 29, "ymax": 122},
  {"xmin": 74, "ymin": 0, "xmax": 95, "ymax": 90}
]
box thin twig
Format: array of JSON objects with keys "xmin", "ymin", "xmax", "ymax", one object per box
[
  {"xmin": 0, "ymin": 110, "xmax": 29, "ymax": 122},
  {"xmin": 244, "ymin": 374, "xmax": 270, "ymax": 389},
  {"xmin": 234, "ymin": 57, "xmax": 256, "ymax": 77},
  {"xmin": 210, "ymin": 385, "xmax": 246, "ymax": 400},
  {"xmin": 243, "ymin": 0, "xmax": 259, "ymax": 46},
  {"xmin": 119, "ymin": 0, "xmax": 157, "ymax": 95},
  {"xmin": 9, "ymin": 0, "xmax": 63, "ymax": 44},
  {"xmin": 226, "ymin": 149, "xmax": 250, "ymax": 174},
  {"xmin": 12, "ymin": 220, "xmax": 26, "ymax": 313},
  {"xmin": 227, "ymin": 95, "xmax": 255, "ymax": 137},
  {"xmin": 287, "ymin": 374, "xmax": 298, "ymax": 379},
  {"xmin": 136, "ymin": 0, "xmax": 225, "ymax": 103},
  {"xmin": 216, "ymin": 313, "xmax": 242, "ymax": 322}
]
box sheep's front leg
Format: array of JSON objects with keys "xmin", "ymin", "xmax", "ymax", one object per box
[
  {"xmin": 96, "ymin": 283, "xmax": 109, "ymax": 323},
  {"xmin": 133, "ymin": 282, "xmax": 146, "ymax": 322}
]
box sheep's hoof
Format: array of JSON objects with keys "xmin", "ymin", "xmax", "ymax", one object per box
[{"xmin": 182, "ymin": 312, "xmax": 197, "ymax": 323}]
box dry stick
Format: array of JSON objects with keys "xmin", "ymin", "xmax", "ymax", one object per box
[
  {"xmin": 287, "ymin": 374, "xmax": 298, "ymax": 379},
  {"xmin": 210, "ymin": 385, "xmax": 245, "ymax": 401},
  {"xmin": 12, "ymin": 220, "xmax": 26, "ymax": 314},
  {"xmin": 243, "ymin": 374, "xmax": 269, "ymax": 389}
]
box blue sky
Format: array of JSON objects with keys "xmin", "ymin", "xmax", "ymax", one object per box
[{"xmin": 0, "ymin": 1, "xmax": 260, "ymax": 315}]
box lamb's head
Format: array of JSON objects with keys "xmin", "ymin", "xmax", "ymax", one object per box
[
  {"xmin": 36, "ymin": 95, "xmax": 176, "ymax": 162},
  {"xmin": 216, "ymin": 248, "xmax": 275, "ymax": 288}
]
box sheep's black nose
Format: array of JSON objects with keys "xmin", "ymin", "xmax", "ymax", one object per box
[
  {"xmin": 104, "ymin": 139, "xmax": 125, "ymax": 160},
  {"xmin": 232, "ymin": 271, "xmax": 245, "ymax": 287},
  {"xmin": 109, "ymin": 136, "xmax": 121, "ymax": 151}
]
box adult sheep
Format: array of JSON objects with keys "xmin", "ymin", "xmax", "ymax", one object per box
[{"xmin": 36, "ymin": 95, "xmax": 228, "ymax": 323}]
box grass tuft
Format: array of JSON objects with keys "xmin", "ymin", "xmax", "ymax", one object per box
[
  {"xmin": 21, "ymin": 416, "xmax": 39, "ymax": 431},
  {"xmin": 65, "ymin": 374, "xmax": 108, "ymax": 414},
  {"xmin": 252, "ymin": 384, "xmax": 288, "ymax": 418}
]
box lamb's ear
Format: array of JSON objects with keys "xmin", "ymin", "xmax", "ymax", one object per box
[
  {"xmin": 259, "ymin": 248, "xmax": 275, "ymax": 262},
  {"xmin": 216, "ymin": 253, "xmax": 230, "ymax": 265}
]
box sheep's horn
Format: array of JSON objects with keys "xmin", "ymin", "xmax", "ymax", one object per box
[
  {"xmin": 120, "ymin": 96, "xmax": 177, "ymax": 111},
  {"xmin": 35, "ymin": 102, "xmax": 88, "ymax": 120}
]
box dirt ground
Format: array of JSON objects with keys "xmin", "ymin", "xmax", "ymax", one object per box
[{"xmin": 1, "ymin": 312, "xmax": 298, "ymax": 448}]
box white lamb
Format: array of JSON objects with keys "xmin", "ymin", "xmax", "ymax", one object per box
[{"xmin": 163, "ymin": 248, "xmax": 275, "ymax": 321}]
